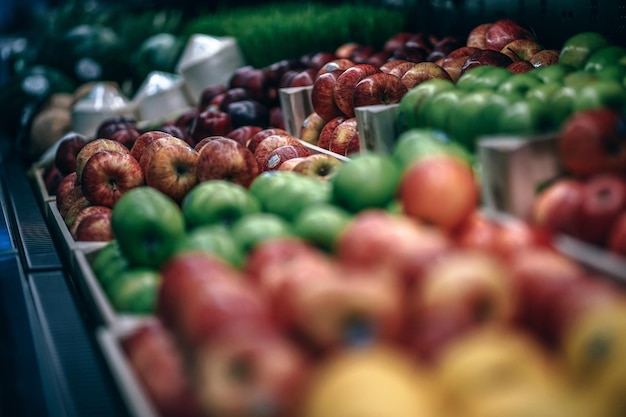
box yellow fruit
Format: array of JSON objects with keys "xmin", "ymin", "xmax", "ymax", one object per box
[{"xmin": 300, "ymin": 345, "xmax": 440, "ymax": 417}]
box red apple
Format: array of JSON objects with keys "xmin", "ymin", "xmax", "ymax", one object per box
[
  {"xmin": 493, "ymin": 216, "xmax": 552, "ymax": 260},
  {"xmin": 189, "ymin": 110, "xmax": 234, "ymax": 146},
  {"xmin": 139, "ymin": 136, "xmax": 191, "ymax": 173},
  {"xmin": 68, "ymin": 204, "xmax": 111, "ymax": 237},
  {"xmin": 63, "ymin": 196, "xmax": 91, "ymax": 228},
  {"xmin": 316, "ymin": 116, "xmax": 346, "ymax": 151},
  {"xmin": 500, "ymin": 39, "xmax": 543, "ymax": 61},
  {"xmin": 253, "ymin": 134, "xmax": 300, "ymax": 169},
  {"xmin": 453, "ymin": 210, "xmax": 500, "ymax": 253},
  {"xmin": 121, "ymin": 319, "xmax": 204, "ymax": 417},
  {"xmin": 144, "ymin": 144, "xmax": 199, "ymax": 203},
  {"xmin": 531, "ymin": 178, "xmax": 585, "ymax": 238},
  {"xmin": 507, "ymin": 60, "xmax": 535, "ymax": 73},
  {"xmin": 305, "ymin": 51, "xmax": 337, "ymax": 72},
  {"xmin": 558, "ymin": 108, "xmax": 626, "ymax": 177},
  {"xmin": 467, "ymin": 23, "xmax": 493, "ymax": 49},
  {"xmin": 261, "ymin": 144, "xmax": 311, "ymax": 172},
  {"xmin": 337, "ymin": 209, "xmax": 453, "ymax": 289},
  {"xmin": 198, "ymin": 84, "xmax": 229, "ymax": 111},
  {"xmin": 278, "ymin": 157, "xmax": 306, "ymax": 172},
  {"xmin": 75, "ymin": 138, "xmax": 130, "ymax": 182},
  {"xmin": 383, "ymin": 32, "xmax": 413, "ymax": 53},
  {"xmin": 95, "ymin": 115, "xmax": 137, "ymax": 140},
  {"xmin": 196, "ymin": 137, "xmax": 259, "ymax": 188},
  {"xmin": 299, "ymin": 112, "xmax": 326, "ymax": 145},
  {"xmin": 333, "ymin": 64, "xmax": 381, "ymax": 118},
  {"xmin": 80, "ymin": 151, "xmax": 145, "ymax": 207},
  {"xmin": 315, "ymin": 58, "xmax": 355, "ymax": 79},
  {"xmin": 158, "ymin": 251, "xmax": 271, "ymax": 347},
  {"xmin": 529, "ymin": 49, "xmax": 560, "ymax": 67},
  {"xmin": 352, "ymin": 72, "xmax": 409, "ymax": 108},
  {"xmin": 311, "ymin": 70, "xmax": 346, "ymax": 122},
  {"xmin": 325, "ymin": 116, "xmax": 361, "ymax": 157},
  {"xmin": 54, "ymin": 133, "xmax": 87, "ymax": 175},
  {"xmin": 269, "ymin": 106, "xmax": 285, "ymax": 130},
  {"xmin": 400, "ymin": 155, "xmax": 479, "ymax": 233},
  {"xmin": 334, "ymin": 42, "xmax": 361, "ymax": 60},
  {"xmin": 400, "ymin": 62, "xmax": 452, "ymax": 89},
  {"xmin": 279, "ymin": 68, "xmax": 317, "ymax": 88},
  {"xmin": 379, "ymin": 60, "xmax": 416, "ymax": 78},
  {"xmin": 109, "ymin": 126, "xmax": 141, "ymax": 150},
  {"xmin": 485, "ymin": 19, "xmax": 536, "ymax": 51},
  {"xmin": 193, "ymin": 322, "xmax": 309, "ymax": 417},
  {"xmin": 56, "ymin": 171, "xmax": 82, "ymax": 218},
  {"xmin": 607, "ymin": 212, "xmax": 626, "ymax": 256},
  {"xmin": 247, "ymin": 128, "xmax": 294, "ymax": 154},
  {"xmin": 292, "ymin": 154, "xmax": 342, "ymax": 181},
  {"xmin": 44, "ymin": 163, "xmax": 64, "ymax": 195},
  {"xmin": 130, "ymin": 131, "xmax": 173, "ymax": 161},
  {"xmin": 441, "ymin": 46, "xmax": 481, "ymax": 82},
  {"xmin": 577, "ymin": 173, "xmax": 626, "ymax": 245},
  {"xmin": 461, "ymin": 49, "xmax": 514, "ymax": 73},
  {"xmin": 225, "ymin": 126, "xmax": 264, "ymax": 147}
]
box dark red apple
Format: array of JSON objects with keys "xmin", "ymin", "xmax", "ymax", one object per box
[
  {"xmin": 189, "ymin": 110, "xmax": 234, "ymax": 146},
  {"xmin": 607, "ymin": 212, "xmax": 626, "ymax": 256},
  {"xmin": 261, "ymin": 144, "xmax": 311, "ymax": 172},
  {"xmin": 196, "ymin": 137, "xmax": 259, "ymax": 188},
  {"xmin": 485, "ymin": 19, "xmax": 536, "ymax": 51},
  {"xmin": 577, "ymin": 173, "xmax": 626, "ymax": 245},
  {"xmin": 400, "ymin": 62, "xmax": 452, "ymax": 89},
  {"xmin": 461, "ymin": 49, "xmax": 514, "ymax": 73},
  {"xmin": 531, "ymin": 178, "xmax": 585, "ymax": 238},
  {"xmin": 333, "ymin": 64, "xmax": 381, "ymax": 118},
  {"xmin": 54, "ymin": 133, "xmax": 88, "ymax": 175},
  {"xmin": 225, "ymin": 126, "xmax": 264, "ymax": 147},
  {"xmin": 311, "ymin": 70, "xmax": 346, "ymax": 122}
]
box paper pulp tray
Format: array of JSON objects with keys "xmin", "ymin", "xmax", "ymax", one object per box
[{"xmin": 97, "ymin": 317, "xmax": 161, "ymax": 417}]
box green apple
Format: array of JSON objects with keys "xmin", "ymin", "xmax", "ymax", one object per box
[
  {"xmin": 559, "ymin": 31, "xmax": 610, "ymax": 69},
  {"xmin": 174, "ymin": 224, "xmax": 245, "ymax": 268},
  {"xmin": 392, "ymin": 128, "xmax": 471, "ymax": 171},
  {"xmin": 476, "ymin": 93, "xmax": 522, "ymax": 137},
  {"xmin": 231, "ymin": 212, "xmax": 293, "ymax": 253},
  {"xmin": 525, "ymin": 82, "xmax": 562, "ymax": 104},
  {"xmin": 573, "ymin": 79, "xmax": 626, "ymax": 112},
  {"xmin": 549, "ymin": 85, "xmax": 578, "ymax": 130},
  {"xmin": 330, "ymin": 152, "xmax": 401, "ymax": 213},
  {"xmin": 91, "ymin": 240, "xmax": 129, "ymax": 292},
  {"xmin": 446, "ymin": 90, "xmax": 493, "ymax": 150},
  {"xmin": 496, "ymin": 99, "xmax": 554, "ymax": 136},
  {"xmin": 594, "ymin": 65, "xmax": 626, "ymax": 85},
  {"xmin": 396, "ymin": 78, "xmax": 455, "ymax": 132},
  {"xmin": 583, "ymin": 45, "xmax": 626, "ymax": 73},
  {"xmin": 461, "ymin": 66, "xmax": 512, "ymax": 92},
  {"xmin": 111, "ymin": 186, "xmax": 186, "ymax": 269},
  {"xmin": 497, "ymin": 73, "xmax": 543, "ymax": 97},
  {"xmin": 456, "ymin": 65, "xmax": 500, "ymax": 90},
  {"xmin": 563, "ymin": 70, "xmax": 600, "ymax": 87},
  {"xmin": 529, "ymin": 63, "xmax": 574, "ymax": 84},
  {"xmin": 417, "ymin": 88, "xmax": 466, "ymax": 132},
  {"xmin": 293, "ymin": 203, "xmax": 353, "ymax": 252},
  {"xmin": 181, "ymin": 180, "xmax": 260, "ymax": 229},
  {"xmin": 106, "ymin": 267, "xmax": 161, "ymax": 314},
  {"xmin": 260, "ymin": 174, "xmax": 332, "ymax": 221}
]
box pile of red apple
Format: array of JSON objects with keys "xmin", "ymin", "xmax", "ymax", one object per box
[{"xmin": 532, "ymin": 107, "xmax": 626, "ymax": 256}]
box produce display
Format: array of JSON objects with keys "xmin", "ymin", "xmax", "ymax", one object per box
[{"xmin": 3, "ymin": 3, "xmax": 626, "ymax": 417}]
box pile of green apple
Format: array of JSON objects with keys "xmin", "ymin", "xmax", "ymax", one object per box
[{"xmin": 397, "ymin": 30, "xmax": 626, "ymax": 152}]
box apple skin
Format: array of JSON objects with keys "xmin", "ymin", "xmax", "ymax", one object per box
[
  {"xmin": 269, "ymin": 106, "xmax": 285, "ymax": 130},
  {"xmin": 292, "ymin": 154, "xmax": 342, "ymax": 182},
  {"xmin": 315, "ymin": 58, "xmax": 355, "ymax": 78},
  {"xmin": 337, "ymin": 209, "xmax": 453, "ymax": 289},
  {"xmin": 196, "ymin": 137, "xmax": 259, "ymax": 188},
  {"xmin": 507, "ymin": 60, "xmax": 535, "ymax": 74},
  {"xmin": 68, "ymin": 204, "xmax": 112, "ymax": 237},
  {"xmin": 461, "ymin": 49, "xmax": 514, "ymax": 73},
  {"xmin": 247, "ymin": 128, "xmax": 294, "ymax": 154},
  {"xmin": 381, "ymin": 60, "xmax": 417, "ymax": 79},
  {"xmin": 80, "ymin": 150, "xmax": 145, "ymax": 208},
  {"xmin": 63, "ymin": 196, "xmax": 92, "ymax": 229},
  {"xmin": 56, "ymin": 171, "xmax": 82, "ymax": 218},
  {"xmin": 95, "ymin": 115, "xmax": 137, "ymax": 141},
  {"xmin": 189, "ymin": 110, "xmax": 234, "ymax": 146},
  {"xmin": 608, "ymin": 212, "xmax": 626, "ymax": 256},
  {"xmin": 400, "ymin": 62, "xmax": 452, "ymax": 89},
  {"xmin": 193, "ymin": 322, "xmax": 310, "ymax": 417},
  {"xmin": 72, "ymin": 210, "xmax": 114, "ymax": 242},
  {"xmin": 277, "ymin": 157, "xmax": 306, "ymax": 172},
  {"xmin": 324, "ymin": 117, "xmax": 360, "ymax": 157},
  {"xmin": 353, "ymin": 72, "xmax": 409, "ymax": 107},
  {"xmin": 225, "ymin": 125, "xmax": 264, "ymax": 148},
  {"xmin": 75, "ymin": 138, "xmax": 130, "ymax": 182},
  {"xmin": 316, "ymin": 116, "xmax": 346, "ymax": 151},
  {"xmin": 500, "ymin": 39, "xmax": 543, "ymax": 61},
  {"xmin": 485, "ymin": 19, "xmax": 536, "ymax": 51},
  {"xmin": 453, "ymin": 210, "xmax": 501, "ymax": 253},
  {"xmin": 44, "ymin": 163, "xmax": 64, "ymax": 196},
  {"xmin": 144, "ymin": 144, "xmax": 199, "ymax": 203},
  {"xmin": 198, "ymin": 84, "xmax": 229, "ymax": 111},
  {"xmin": 121, "ymin": 320, "xmax": 204, "ymax": 417},
  {"xmin": 279, "ymin": 68, "xmax": 317, "ymax": 88},
  {"xmin": 223, "ymin": 99, "xmax": 270, "ymax": 130},
  {"xmin": 253, "ymin": 134, "xmax": 300, "ymax": 169},
  {"xmin": 333, "ymin": 64, "xmax": 381, "ymax": 118},
  {"xmin": 558, "ymin": 108, "xmax": 626, "ymax": 177},
  {"xmin": 467, "ymin": 23, "xmax": 493, "ymax": 49},
  {"xmin": 529, "ymin": 49, "xmax": 560, "ymax": 67},
  {"xmin": 158, "ymin": 251, "xmax": 271, "ymax": 348},
  {"xmin": 131, "ymin": 131, "xmax": 173, "ymax": 161},
  {"xmin": 577, "ymin": 174, "xmax": 626, "ymax": 245},
  {"xmin": 400, "ymin": 155, "xmax": 479, "ymax": 233},
  {"xmin": 139, "ymin": 136, "xmax": 191, "ymax": 173},
  {"xmin": 55, "ymin": 133, "xmax": 88, "ymax": 175},
  {"xmin": 262, "ymin": 144, "xmax": 311, "ymax": 172},
  {"xmin": 311, "ymin": 70, "xmax": 346, "ymax": 122},
  {"xmin": 440, "ymin": 46, "xmax": 481, "ymax": 82},
  {"xmin": 299, "ymin": 112, "xmax": 326, "ymax": 145},
  {"xmin": 109, "ymin": 126, "xmax": 141, "ymax": 150},
  {"xmin": 531, "ymin": 178, "xmax": 585, "ymax": 238}
]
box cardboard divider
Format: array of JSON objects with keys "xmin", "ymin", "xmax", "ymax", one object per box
[{"xmin": 355, "ymin": 103, "xmax": 400, "ymax": 154}]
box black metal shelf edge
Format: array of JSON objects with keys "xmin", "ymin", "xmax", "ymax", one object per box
[{"xmin": 0, "ymin": 157, "xmax": 63, "ymax": 272}]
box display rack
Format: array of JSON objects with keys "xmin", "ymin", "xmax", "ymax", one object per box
[{"xmin": 0, "ymin": 148, "xmax": 129, "ymax": 417}]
